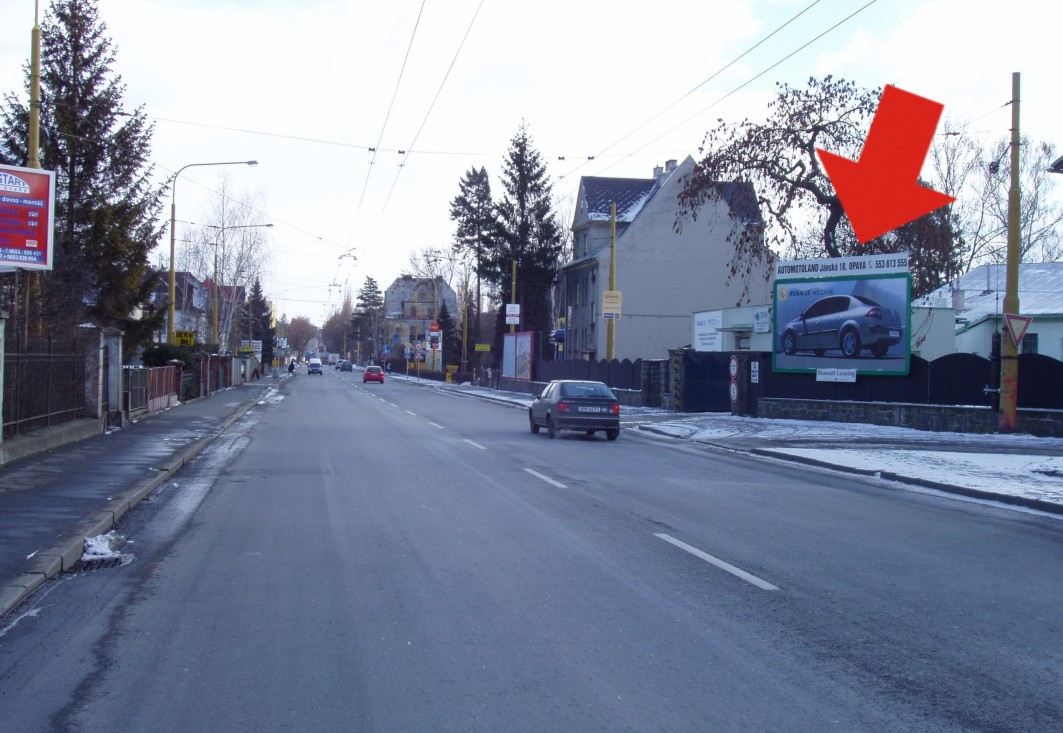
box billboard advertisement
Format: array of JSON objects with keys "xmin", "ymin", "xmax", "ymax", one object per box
[
  {"xmin": 773, "ymin": 253, "xmax": 911, "ymax": 376},
  {"xmin": 502, "ymin": 331, "xmax": 534, "ymax": 380},
  {"xmin": 0, "ymin": 163, "xmax": 56, "ymax": 271}
]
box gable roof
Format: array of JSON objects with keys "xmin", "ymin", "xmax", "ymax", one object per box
[
  {"xmin": 919, "ymin": 262, "xmax": 1063, "ymax": 328},
  {"xmin": 580, "ymin": 176, "xmax": 659, "ymax": 223}
]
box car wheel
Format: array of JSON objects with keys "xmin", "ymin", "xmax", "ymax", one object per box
[
  {"xmin": 870, "ymin": 343, "xmax": 889, "ymax": 358},
  {"xmin": 547, "ymin": 415, "xmax": 557, "ymax": 439},
  {"xmin": 529, "ymin": 412, "xmax": 540, "ymax": 434},
  {"xmin": 782, "ymin": 331, "xmax": 797, "ymax": 356},
  {"xmin": 840, "ymin": 328, "xmax": 862, "ymax": 357},
  {"xmin": 606, "ymin": 428, "xmax": 619, "ymax": 441}
]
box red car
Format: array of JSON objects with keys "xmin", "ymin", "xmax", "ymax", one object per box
[{"xmin": 363, "ymin": 365, "xmax": 385, "ymax": 384}]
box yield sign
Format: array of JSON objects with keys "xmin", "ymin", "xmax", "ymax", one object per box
[{"xmin": 1004, "ymin": 313, "xmax": 1032, "ymax": 347}]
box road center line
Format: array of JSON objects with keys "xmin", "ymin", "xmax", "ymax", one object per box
[
  {"xmin": 523, "ymin": 468, "xmax": 567, "ymax": 488},
  {"xmin": 405, "ymin": 410, "xmax": 417, "ymax": 416},
  {"xmin": 429, "ymin": 422, "xmax": 444, "ymax": 429},
  {"xmin": 654, "ymin": 533, "xmax": 778, "ymax": 591},
  {"xmin": 463, "ymin": 439, "xmax": 487, "ymax": 450}
]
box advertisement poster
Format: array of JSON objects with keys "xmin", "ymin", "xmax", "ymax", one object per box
[
  {"xmin": 502, "ymin": 331, "xmax": 534, "ymax": 380},
  {"xmin": 0, "ymin": 163, "xmax": 55, "ymax": 271},
  {"xmin": 692, "ymin": 310, "xmax": 723, "ymax": 352},
  {"xmin": 773, "ymin": 253, "xmax": 911, "ymax": 376}
]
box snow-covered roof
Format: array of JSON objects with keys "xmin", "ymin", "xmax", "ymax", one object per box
[
  {"xmin": 919, "ymin": 262, "xmax": 1063, "ymax": 328},
  {"xmin": 580, "ymin": 176, "xmax": 659, "ymax": 223}
]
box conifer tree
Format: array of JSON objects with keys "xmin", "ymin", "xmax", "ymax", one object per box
[
  {"xmin": 486, "ymin": 123, "xmax": 563, "ymax": 357},
  {"xmin": 247, "ymin": 278, "xmax": 274, "ymax": 365},
  {"xmin": 0, "ymin": 0, "xmax": 164, "ymax": 349}
]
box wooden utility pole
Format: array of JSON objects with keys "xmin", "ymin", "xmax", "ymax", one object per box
[{"xmin": 999, "ymin": 72, "xmax": 1022, "ymax": 432}]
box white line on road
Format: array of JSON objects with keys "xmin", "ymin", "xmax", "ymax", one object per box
[
  {"xmin": 523, "ymin": 468, "xmax": 567, "ymax": 488},
  {"xmin": 463, "ymin": 439, "xmax": 487, "ymax": 450},
  {"xmin": 429, "ymin": 422, "xmax": 444, "ymax": 429},
  {"xmin": 406, "ymin": 410, "xmax": 417, "ymax": 416},
  {"xmin": 654, "ymin": 533, "xmax": 778, "ymax": 591}
]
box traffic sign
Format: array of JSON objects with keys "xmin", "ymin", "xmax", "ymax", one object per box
[
  {"xmin": 1004, "ymin": 313, "xmax": 1032, "ymax": 348},
  {"xmin": 729, "ymin": 354, "xmax": 739, "ymax": 380}
]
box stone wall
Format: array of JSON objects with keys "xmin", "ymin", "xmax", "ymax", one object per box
[{"xmin": 758, "ymin": 398, "xmax": 1063, "ymax": 437}]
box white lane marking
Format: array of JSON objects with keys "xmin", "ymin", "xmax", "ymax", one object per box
[
  {"xmin": 429, "ymin": 422, "xmax": 444, "ymax": 429},
  {"xmin": 523, "ymin": 468, "xmax": 567, "ymax": 489},
  {"xmin": 463, "ymin": 439, "xmax": 487, "ymax": 450},
  {"xmin": 654, "ymin": 533, "xmax": 778, "ymax": 591},
  {"xmin": 387, "ymin": 403, "xmax": 398, "ymax": 407},
  {"xmin": 406, "ymin": 410, "xmax": 417, "ymax": 416}
]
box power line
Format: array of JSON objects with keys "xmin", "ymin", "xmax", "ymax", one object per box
[{"xmin": 357, "ymin": 0, "xmax": 426, "ymax": 213}]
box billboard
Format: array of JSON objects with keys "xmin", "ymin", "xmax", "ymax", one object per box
[
  {"xmin": 502, "ymin": 331, "xmax": 534, "ymax": 380},
  {"xmin": 773, "ymin": 253, "xmax": 911, "ymax": 376},
  {"xmin": 0, "ymin": 163, "xmax": 56, "ymax": 271}
]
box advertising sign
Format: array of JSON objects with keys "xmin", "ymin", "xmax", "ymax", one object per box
[
  {"xmin": 502, "ymin": 331, "xmax": 534, "ymax": 380},
  {"xmin": 692, "ymin": 310, "xmax": 723, "ymax": 352},
  {"xmin": 773, "ymin": 253, "xmax": 911, "ymax": 376},
  {"xmin": 0, "ymin": 163, "xmax": 56, "ymax": 271},
  {"xmin": 175, "ymin": 330, "xmax": 195, "ymax": 346},
  {"xmin": 602, "ymin": 290, "xmax": 622, "ymax": 320}
]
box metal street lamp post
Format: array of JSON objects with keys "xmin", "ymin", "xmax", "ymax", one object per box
[
  {"xmin": 206, "ymin": 222, "xmax": 272, "ymax": 347},
  {"xmin": 168, "ymin": 160, "xmax": 258, "ymax": 344}
]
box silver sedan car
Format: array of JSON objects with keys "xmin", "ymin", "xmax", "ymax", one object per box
[{"xmin": 529, "ymin": 380, "xmax": 620, "ymax": 441}]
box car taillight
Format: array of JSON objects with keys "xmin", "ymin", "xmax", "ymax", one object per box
[
  {"xmin": 865, "ymin": 307, "xmax": 881, "ymax": 319},
  {"xmin": 558, "ymin": 401, "xmax": 571, "ymax": 413}
]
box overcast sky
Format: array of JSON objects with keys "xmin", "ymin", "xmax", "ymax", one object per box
[{"xmin": 2, "ymin": 0, "xmax": 1060, "ymax": 324}]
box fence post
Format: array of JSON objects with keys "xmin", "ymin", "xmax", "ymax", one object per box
[
  {"xmin": 103, "ymin": 327, "xmax": 124, "ymax": 427},
  {"xmin": 77, "ymin": 325, "xmax": 104, "ymax": 421}
]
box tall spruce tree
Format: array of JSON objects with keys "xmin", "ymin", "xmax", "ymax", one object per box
[
  {"xmin": 449, "ymin": 166, "xmax": 494, "ymax": 338},
  {"xmin": 435, "ymin": 301, "xmax": 461, "ymax": 368},
  {"xmin": 352, "ymin": 276, "xmax": 384, "ymax": 362},
  {"xmin": 487, "ymin": 123, "xmax": 563, "ymax": 357},
  {"xmin": 0, "ymin": 0, "xmax": 164, "ymax": 350},
  {"xmin": 247, "ymin": 278, "xmax": 274, "ymax": 366}
]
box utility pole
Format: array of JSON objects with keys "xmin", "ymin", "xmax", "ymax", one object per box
[
  {"xmin": 999, "ymin": 72, "xmax": 1021, "ymax": 432},
  {"xmin": 509, "ymin": 259, "xmax": 517, "ymax": 334},
  {"xmin": 606, "ymin": 203, "xmax": 617, "ymax": 361}
]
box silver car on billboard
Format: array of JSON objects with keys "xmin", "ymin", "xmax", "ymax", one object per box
[{"xmin": 780, "ymin": 294, "xmax": 903, "ymax": 358}]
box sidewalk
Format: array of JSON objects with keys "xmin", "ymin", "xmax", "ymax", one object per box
[
  {"xmin": 0, "ymin": 381, "xmax": 275, "ymax": 618},
  {"xmin": 3, "ymin": 374, "xmax": 1061, "ymax": 619}
]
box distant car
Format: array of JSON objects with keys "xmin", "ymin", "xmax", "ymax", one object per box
[
  {"xmin": 339, "ymin": 360, "xmax": 353, "ymax": 372},
  {"xmin": 780, "ymin": 294, "xmax": 903, "ymax": 358},
  {"xmin": 307, "ymin": 358, "xmax": 323, "ymax": 374},
  {"xmin": 363, "ymin": 365, "xmax": 385, "ymax": 383},
  {"xmin": 529, "ymin": 379, "xmax": 620, "ymax": 440}
]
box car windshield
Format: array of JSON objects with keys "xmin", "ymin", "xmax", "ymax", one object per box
[{"xmin": 559, "ymin": 382, "xmax": 614, "ymax": 399}]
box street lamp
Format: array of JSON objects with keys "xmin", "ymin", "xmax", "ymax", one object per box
[
  {"xmin": 206, "ymin": 222, "xmax": 273, "ymax": 346},
  {"xmin": 168, "ymin": 160, "xmax": 258, "ymax": 344}
]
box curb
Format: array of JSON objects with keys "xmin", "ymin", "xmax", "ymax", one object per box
[{"xmin": 0, "ymin": 389, "xmax": 266, "ymax": 620}]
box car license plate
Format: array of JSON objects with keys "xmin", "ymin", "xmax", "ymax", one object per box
[
  {"xmin": 889, "ymin": 329, "xmax": 899, "ymax": 337},
  {"xmin": 578, "ymin": 406, "xmax": 604, "ymax": 413}
]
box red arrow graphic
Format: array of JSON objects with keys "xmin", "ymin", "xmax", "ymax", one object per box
[{"xmin": 816, "ymin": 85, "xmax": 956, "ymax": 244}]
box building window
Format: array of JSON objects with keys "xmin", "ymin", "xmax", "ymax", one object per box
[{"xmin": 1021, "ymin": 332, "xmax": 1038, "ymax": 354}]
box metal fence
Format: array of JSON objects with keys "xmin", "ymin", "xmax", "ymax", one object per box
[
  {"xmin": 2, "ymin": 336, "xmax": 87, "ymax": 438},
  {"xmin": 535, "ymin": 358, "xmax": 643, "ymax": 390}
]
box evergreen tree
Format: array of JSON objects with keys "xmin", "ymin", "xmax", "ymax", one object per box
[
  {"xmin": 0, "ymin": 0, "xmax": 165, "ymax": 349},
  {"xmin": 449, "ymin": 166, "xmax": 494, "ymax": 342},
  {"xmin": 247, "ymin": 278, "xmax": 274, "ymax": 365},
  {"xmin": 435, "ymin": 301, "xmax": 461, "ymax": 368},
  {"xmin": 352, "ymin": 276, "xmax": 385, "ymax": 361},
  {"xmin": 485, "ymin": 123, "xmax": 563, "ymax": 358}
]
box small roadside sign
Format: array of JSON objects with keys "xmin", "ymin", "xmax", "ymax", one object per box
[
  {"xmin": 505, "ymin": 303, "xmax": 520, "ymax": 325},
  {"xmin": 175, "ymin": 330, "xmax": 195, "ymax": 346},
  {"xmin": 729, "ymin": 355, "xmax": 738, "ymax": 380},
  {"xmin": 475, "ymin": 343, "xmax": 491, "ymax": 352},
  {"xmin": 1004, "ymin": 313, "xmax": 1032, "ymax": 347},
  {"xmin": 602, "ymin": 290, "xmax": 622, "ymax": 320}
]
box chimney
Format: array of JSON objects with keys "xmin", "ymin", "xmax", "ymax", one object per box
[
  {"xmin": 653, "ymin": 165, "xmax": 663, "ymax": 178},
  {"xmin": 951, "ymin": 289, "xmax": 965, "ymax": 311},
  {"xmin": 665, "ymin": 159, "xmax": 677, "ymax": 173}
]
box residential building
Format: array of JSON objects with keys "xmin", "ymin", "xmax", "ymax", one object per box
[
  {"xmin": 149, "ymin": 269, "xmax": 210, "ymax": 343},
  {"xmin": 561, "ymin": 156, "xmax": 771, "ymax": 361},
  {"xmin": 919, "ymin": 262, "xmax": 1063, "ymax": 359},
  {"xmin": 383, "ymin": 275, "xmax": 459, "ymax": 354}
]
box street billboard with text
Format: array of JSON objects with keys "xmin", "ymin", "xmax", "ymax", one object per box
[
  {"xmin": 0, "ymin": 163, "xmax": 56, "ymax": 271},
  {"xmin": 773, "ymin": 253, "xmax": 911, "ymax": 376}
]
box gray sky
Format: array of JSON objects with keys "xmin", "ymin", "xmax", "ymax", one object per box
[{"xmin": 2, "ymin": 0, "xmax": 1060, "ymax": 323}]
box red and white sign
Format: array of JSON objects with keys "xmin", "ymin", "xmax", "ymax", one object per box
[
  {"xmin": 729, "ymin": 355, "xmax": 739, "ymax": 380},
  {"xmin": 0, "ymin": 163, "xmax": 56, "ymax": 271},
  {"xmin": 505, "ymin": 303, "xmax": 520, "ymax": 325},
  {"xmin": 1004, "ymin": 313, "xmax": 1032, "ymax": 347}
]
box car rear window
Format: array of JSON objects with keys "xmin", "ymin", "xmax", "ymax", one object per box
[{"xmin": 560, "ymin": 383, "xmax": 615, "ymax": 399}]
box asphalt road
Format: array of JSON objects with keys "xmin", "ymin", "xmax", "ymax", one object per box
[{"xmin": 1, "ymin": 370, "xmax": 1060, "ymax": 732}]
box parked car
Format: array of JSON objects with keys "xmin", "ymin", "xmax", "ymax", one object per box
[
  {"xmin": 780, "ymin": 294, "xmax": 903, "ymax": 358},
  {"xmin": 340, "ymin": 360, "xmax": 353, "ymax": 372},
  {"xmin": 529, "ymin": 380, "xmax": 620, "ymax": 440},
  {"xmin": 307, "ymin": 358, "xmax": 323, "ymax": 374},
  {"xmin": 363, "ymin": 365, "xmax": 385, "ymax": 383}
]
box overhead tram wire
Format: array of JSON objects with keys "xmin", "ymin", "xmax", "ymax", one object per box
[
  {"xmin": 591, "ymin": 0, "xmax": 880, "ymax": 178},
  {"xmin": 558, "ymin": 0, "xmax": 826, "ymax": 182},
  {"xmin": 374, "ymin": 0, "xmax": 482, "ymax": 231},
  {"xmin": 356, "ymin": 0, "xmax": 427, "ymax": 214}
]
